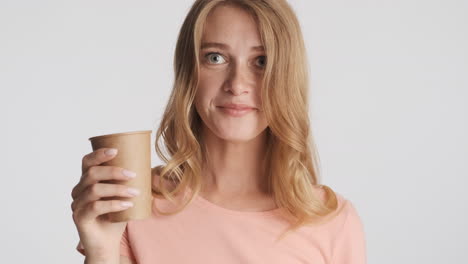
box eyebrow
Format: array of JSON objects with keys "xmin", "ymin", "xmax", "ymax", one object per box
[{"xmin": 200, "ymin": 42, "xmax": 264, "ymax": 51}]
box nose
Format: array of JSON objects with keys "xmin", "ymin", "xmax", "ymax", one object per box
[{"xmin": 224, "ymin": 61, "xmax": 254, "ymax": 96}]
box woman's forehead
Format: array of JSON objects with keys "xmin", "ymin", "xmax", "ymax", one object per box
[{"xmin": 202, "ymin": 5, "xmax": 262, "ymax": 50}]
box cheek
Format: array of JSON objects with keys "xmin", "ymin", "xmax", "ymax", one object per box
[
  {"xmin": 196, "ymin": 70, "xmax": 225, "ymax": 104},
  {"xmin": 198, "ymin": 69, "xmax": 225, "ymax": 90},
  {"xmin": 194, "ymin": 87, "xmax": 213, "ymax": 111}
]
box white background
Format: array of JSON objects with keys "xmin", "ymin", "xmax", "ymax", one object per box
[{"xmin": 1, "ymin": 0, "xmax": 467, "ymax": 263}]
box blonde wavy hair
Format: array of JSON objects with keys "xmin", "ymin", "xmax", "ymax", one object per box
[{"xmin": 151, "ymin": 0, "xmax": 342, "ymax": 241}]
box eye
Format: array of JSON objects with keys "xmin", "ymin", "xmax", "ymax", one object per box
[
  {"xmin": 255, "ymin": 56, "xmax": 267, "ymax": 68},
  {"xmin": 205, "ymin": 52, "xmax": 226, "ymax": 64}
]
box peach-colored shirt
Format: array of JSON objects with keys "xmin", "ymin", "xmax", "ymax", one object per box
[{"xmin": 77, "ymin": 187, "xmax": 366, "ymax": 263}]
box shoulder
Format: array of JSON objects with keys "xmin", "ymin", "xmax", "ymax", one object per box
[
  {"xmin": 311, "ymin": 185, "xmax": 363, "ymax": 228},
  {"xmin": 327, "ymin": 190, "xmax": 365, "ymax": 238},
  {"xmin": 326, "ymin": 191, "xmax": 367, "ymax": 263}
]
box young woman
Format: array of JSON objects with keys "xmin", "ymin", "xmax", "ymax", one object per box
[{"xmin": 72, "ymin": 0, "xmax": 367, "ymax": 263}]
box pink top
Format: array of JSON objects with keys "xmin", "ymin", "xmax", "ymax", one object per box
[{"xmin": 76, "ymin": 186, "xmax": 366, "ymax": 263}]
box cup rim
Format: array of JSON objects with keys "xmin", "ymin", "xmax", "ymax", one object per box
[{"xmin": 88, "ymin": 130, "xmax": 152, "ymax": 141}]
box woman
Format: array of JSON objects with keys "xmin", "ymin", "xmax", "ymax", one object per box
[{"xmin": 72, "ymin": 0, "xmax": 367, "ymax": 263}]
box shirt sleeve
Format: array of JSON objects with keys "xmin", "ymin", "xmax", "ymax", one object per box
[
  {"xmin": 330, "ymin": 199, "xmax": 367, "ymax": 264},
  {"xmin": 75, "ymin": 224, "xmax": 136, "ymax": 261}
]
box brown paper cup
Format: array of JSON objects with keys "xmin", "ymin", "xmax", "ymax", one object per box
[{"xmin": 89, "ymin": 130, "xmax": 152, "ymax": 222}]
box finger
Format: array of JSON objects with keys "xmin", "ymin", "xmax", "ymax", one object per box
[
  {"xmin": 81, "ymin": 148, "xmax": 118, "ymax": 173},
  {"xmin": 71, "ymin": 165, "xmax": 136, "ymax": 200},
  {"xmin": 79, "ymin": 199, "xmax": 134, "ymax": 223},
  {"xmin": 71, "ymin": 183, "xmax": 140, "ymax": 212}
]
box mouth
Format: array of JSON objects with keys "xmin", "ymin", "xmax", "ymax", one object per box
[
  {"xmin": 217, "ymin": 103, "xmax": 257, "ymax": 110},
  {"xmin": 216, "ymin": 106, "xmax": 256, "ymax": 117}
]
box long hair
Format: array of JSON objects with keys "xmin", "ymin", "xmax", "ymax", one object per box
[{"xmin": 151, "ymin": 0, "xmax": 342, "ymax": 241}]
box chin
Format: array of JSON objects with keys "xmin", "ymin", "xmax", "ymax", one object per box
[
  {"xmin": 213, "ymin": 131, "xmax": 250, "ymax": 142},
  {"xmin": 215, "ymin": 128, "xmax": 265, "ymax": 143}
]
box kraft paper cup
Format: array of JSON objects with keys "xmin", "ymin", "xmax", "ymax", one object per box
[{"xmin": 89, "ymin": 130, "xmax": 152, "ymax": 222}]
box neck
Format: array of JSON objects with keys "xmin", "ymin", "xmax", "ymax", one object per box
[{"xmin": 200, "ymin": 125, "xmax": 270, "ymax": 197}]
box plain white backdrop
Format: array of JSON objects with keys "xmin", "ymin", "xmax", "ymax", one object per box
[{"xmin": 1, "ymin": 0, "xmax": 467, "ymax": 263}]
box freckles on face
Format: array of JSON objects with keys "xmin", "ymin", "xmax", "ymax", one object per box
[{"xmin": 194, "ymin": 5, "xmax": 269, "ymax": 142}]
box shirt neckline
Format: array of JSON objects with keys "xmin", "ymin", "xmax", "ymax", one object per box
[{"xmin": 185, "ymin": 186, "xmax": 284, "ymax": 217}]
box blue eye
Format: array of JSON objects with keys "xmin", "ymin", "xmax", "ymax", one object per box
[{"xmin": 205, "ymin": 52, "xmax": 226, "ymax": 64}]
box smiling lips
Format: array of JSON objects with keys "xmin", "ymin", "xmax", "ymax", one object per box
[{"xmin": 217, "ymin": 103, "xmax": 256, "ymax": 117}]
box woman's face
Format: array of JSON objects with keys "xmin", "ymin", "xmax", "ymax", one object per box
[{"xmin": 194, "ymin": 5, "xmax": 268, "ymax": 143}]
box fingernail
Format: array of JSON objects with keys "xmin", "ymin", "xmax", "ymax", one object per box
[
  {"xmin": 121, "ymin": 201, "xmax": 134, "ymax": 208},
  {"xmin": 122, "ymin": 169, "xmax": 137, "ymax": 178},
  {"xmin": 105, "ymin": 148, "xmax": 118, "ymax": 156},
  {"xmin": 127, "ymin": 188, "xmax": 140, "ymax": 196}
]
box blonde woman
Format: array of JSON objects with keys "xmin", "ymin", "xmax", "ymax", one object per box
[{"xmin": 71, "ymin": 0, "xmax": 367, "ymax": 263}]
